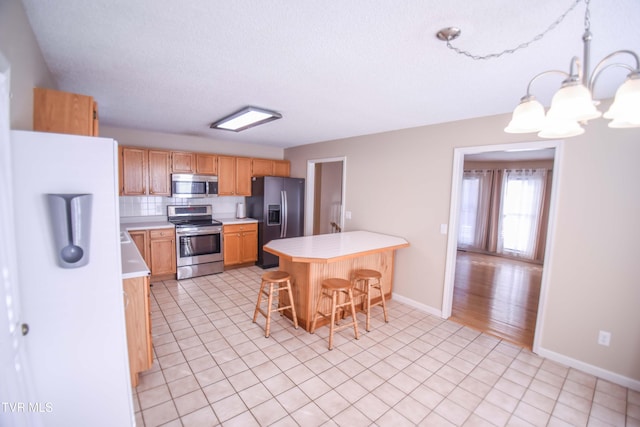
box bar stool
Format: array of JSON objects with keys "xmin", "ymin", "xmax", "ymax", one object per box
[
  {"xmin": 353, "ymin": 269, "xmax": 388, "ymax": 332},
  {"xmin": 310, "ymin": 278, "xmax": 359, "ymax": 350},
  {"xmin": 253, "ymin": 271, "xmax": 298, "ymax": 338}
]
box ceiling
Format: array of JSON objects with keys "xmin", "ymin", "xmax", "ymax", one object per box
[{"xmin": 21, "ymin": 0, "xmax": 640, "ymax": 149}]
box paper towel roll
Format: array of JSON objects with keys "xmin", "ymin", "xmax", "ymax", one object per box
[{"xmin": 236, "ymin": 203, "xmax": 246, "ymax": 218}]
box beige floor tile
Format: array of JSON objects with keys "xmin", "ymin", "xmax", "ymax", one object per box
[
  {"xmin": 141, "ymin": 400, "xmax": 179, "ymax": 427},
  {"xmin": 173, "ymin": 388, "xmax": 208, "ymax": 416},
  {"xmin": 133, "ymin": 267, "xmax": 634, "ymax": 427},
  {"xmin": 290, "ymin": 401, "xmax": 331, "ymax": 427},
  {"xmin": 167, "ymin": 374, "xmax": 199, "ymax": 399},
  {"xmin": 138, "ymin": 384, "xmax": 172, "ymax": 410}
]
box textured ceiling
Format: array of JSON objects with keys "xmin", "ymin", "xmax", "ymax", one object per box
[{"xmin": 21, "ymin": 0, "xmax": 640, "ymax": 148}]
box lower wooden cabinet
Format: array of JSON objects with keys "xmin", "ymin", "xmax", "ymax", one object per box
[
  {"xmin": 129, "ymin": 228, "xmax": 176, "ymax": 280},
  {"xmin": 149, "ymin": 228, "xmax": 176, "ymax": 279},
  {"xmin": 223, "ymin": 223, "xmax": 258, "ymax": 266},
  {"xmin": 123, "ymin": 275, "xmax": 152, "ymax": 387}
]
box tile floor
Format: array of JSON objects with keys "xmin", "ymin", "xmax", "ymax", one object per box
[{"xmin": 133, "ymin": 266, "xmax": 640, "ymax": 427}]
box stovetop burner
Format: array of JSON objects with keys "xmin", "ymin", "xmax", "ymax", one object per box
[{"xmin": 167, "ymin": 205, "xmax": 222, "ymax": 227}]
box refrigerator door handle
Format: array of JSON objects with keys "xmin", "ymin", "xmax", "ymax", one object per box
[
  {"xmin": 282, "ymin": 190, "xmax": 288, "ymax": 238},
  {"xmin": 280, "ymin": 190, "xmax": 284, "ymax": 239}
]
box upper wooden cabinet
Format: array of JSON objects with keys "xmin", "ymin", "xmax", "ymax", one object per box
[
  {"xmin": 120, "ymin": 147, "xmax": 147, "ymax": 195},
  {"xmin": 252, "ymin": 158, "xmax": 291, "ymax": 177},
  {"xmin": 274, "ymin": 160, "xmax": 290, "ymax": 177},
  {"xmin": 196, "ymin": 154, "xmax": 217, "ymax": 175},
  {"xmin": 148, "ymin": 150, "xmax": 171, "ymax": 196},
  {"xmin": 33, "ymin": 87, "xmax": 99, "ymax": 136},
  {"xmin": 218, "ymin": 156, "xmax": 252, "ymax": 196},
  {"xmin": 119, "ymin": 146, "xmax": 287, "ymax": 196},
  {"xmin": 252, "ymin": 158, "xmax": 274, "ymax": 177},
  {"xmin": 236, "ymin": 157, "xmax": 252, "ymax": 195},
  {"xmin": 171, "ymin": 151, "xmax": 196, "ymax": 173},
  {"xmin": 120, "ymin": 147, "xmax": 171, "ymax": 196}
]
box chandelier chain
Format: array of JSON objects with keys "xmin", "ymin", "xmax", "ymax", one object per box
[
  {"xmin": 584, "ymin": 0, "xmax": 591, "ymax": 31},
  {"xmin": 444, "ymin": 0, "xmax": 583, "ymax": 60}
]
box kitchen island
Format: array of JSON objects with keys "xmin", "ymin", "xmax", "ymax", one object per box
[{"xmin": 264, "ymin": 231, "xmax": 409, "ymax": 331}]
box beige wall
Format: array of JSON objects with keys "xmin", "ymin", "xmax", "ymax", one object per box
[
  {"xmin": 285, "ymin": 114, "xmax": 640, "ymax": 384},
  {"xmin": 0, "ymin": 0, "xmax": 55, "ymax": 130}
]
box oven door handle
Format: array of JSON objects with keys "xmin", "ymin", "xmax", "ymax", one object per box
[{"xmin": 176, "ymin": 227, "xmax": 222, "ymax": 235}]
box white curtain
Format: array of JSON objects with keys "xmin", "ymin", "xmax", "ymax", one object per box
[
  {"xmin": 458, "ymin": 170, "xmax": 493, "ymax": 249},
  {"xmin": 497, "ymin": 169, "xmax": 547, "ymax": 260}
]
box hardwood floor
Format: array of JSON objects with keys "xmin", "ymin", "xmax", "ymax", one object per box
[{"xmin": 451, "ymin": 250, "xmax": 542, "ymax": 349}]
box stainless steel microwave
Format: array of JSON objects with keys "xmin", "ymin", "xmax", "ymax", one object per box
[{"xmin": 171, "ymin": 174, "xmax": 218, "ymax": 198}]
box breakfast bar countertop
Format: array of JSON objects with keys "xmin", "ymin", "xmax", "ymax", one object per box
[{"xmin": 264, "ymin": 230, "xmax": 409, "ymax": 263}]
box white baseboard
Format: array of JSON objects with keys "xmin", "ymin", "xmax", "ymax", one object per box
[
  {"xmin": 536, "ymin": 347, "xmax": 640, "ymax": 392},
  {"xmin": 392, "ymin": 293, "xmax": 640, "ymax": 392},
  {"xmin": 392, "ymin": 293, "xmax": 442, "ymax": 317}
]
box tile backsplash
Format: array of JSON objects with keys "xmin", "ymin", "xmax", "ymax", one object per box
[{"xmin": 119, "ymin": 196, "xmax": 245, "ymax": 218}]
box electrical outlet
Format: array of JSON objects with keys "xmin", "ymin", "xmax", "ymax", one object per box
[
  {"xmin": 440, "ymin": 224, "xmax": 448, "ymax": 234},
  {"xmin": 598, "ymin": 330, "xmax": 611, "ymax": 347},
  {"xmin": 345, "ymin": 211, "xmax": 352, "ymax": 220}
]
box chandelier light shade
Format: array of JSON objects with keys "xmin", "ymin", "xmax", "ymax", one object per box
[
  {"xmin": 504, "ymin": 1, "xmax": 640, "ymax": 138},
  {"xmin": 546, "ymin": 81, "xmax": 602, "ymax": 122},
  {"xmin": 439, "ymin": 0, "xmax": 640, "ymax": 139},
  {"xmin": 537, "ymin": 117, "xmax": 584, "ymax": 139},
  {"xmin": 504, "ymin": 96, "xmax": 546, "ymax": 133},
  {"xmin": 604, "ymin": 73, "xmax": 640, "ymax": 127}
]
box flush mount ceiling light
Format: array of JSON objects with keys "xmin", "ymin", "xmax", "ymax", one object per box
[
  {"xmin": 210, "ymin": 106, "xmax": 282, "ymax": 132},
  {"xmin": 437, "ymin": 0, "xmax": 640, "ymax": 138}
]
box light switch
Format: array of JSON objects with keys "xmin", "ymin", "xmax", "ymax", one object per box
[{"xmin": 440, "ymin": 224, "xmax": 448, "ymax": 234}]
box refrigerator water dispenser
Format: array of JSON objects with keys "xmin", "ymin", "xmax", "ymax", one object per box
[{"xmin": 47, "ymin": 193, "xmax": 93, "ymax": 268}]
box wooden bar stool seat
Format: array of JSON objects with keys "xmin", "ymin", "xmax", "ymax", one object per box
[
  {"xmin": 353, "ymin": 269, "xmax": 388, "ymax": 332},
  {"xmin": 253, "ymin": 271, "xmax": 298, "ymax": 338},
  {"xmin": 310, "ymin": 278, "xmax": 359, "ymax": 350}
]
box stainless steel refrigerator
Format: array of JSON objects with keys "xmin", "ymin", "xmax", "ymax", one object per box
[{"xmin": 247, "ymin": 176, "xmax": 305, "ymax": 268}]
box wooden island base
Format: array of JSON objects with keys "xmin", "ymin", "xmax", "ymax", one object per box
[{"xmin": 263, "ymin": 231, "xmax": 409, "ymax": 332}]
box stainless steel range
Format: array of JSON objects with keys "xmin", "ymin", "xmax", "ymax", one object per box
[{"xmin": 168, "ymin": 205, "xmax": 223, "ymax": 279}]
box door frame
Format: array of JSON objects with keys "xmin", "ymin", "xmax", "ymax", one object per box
[
  {"xmin": 441, "ymin": 139, "xmax": 564, "ymax": 353},
  {"xmin": 305, "ymin": 156, "xmax": 347, "ymax": 236}
]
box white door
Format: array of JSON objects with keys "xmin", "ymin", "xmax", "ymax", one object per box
[{"xmin": 0, "ymin": 53, "xmax": 42, "ymax": 427}]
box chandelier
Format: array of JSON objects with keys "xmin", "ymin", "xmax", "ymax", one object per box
[{"xmin": 437, "ymin": 0, "xmax": 640, "ymax": 138}]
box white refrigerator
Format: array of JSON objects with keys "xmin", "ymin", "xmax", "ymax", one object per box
[{"xmin": 8, "ymin": 130, "xmax": 134, "ymax": 426}]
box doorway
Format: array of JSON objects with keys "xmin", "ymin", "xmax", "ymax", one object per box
[
  {"xmin": 442, "ymin": 140, "xmax": 563, "ymax": 353},
  {"xmin": 305, "ymin": 157, "xmax": 346, "ymax": 236}
]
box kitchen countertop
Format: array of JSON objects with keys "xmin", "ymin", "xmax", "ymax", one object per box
[
  {"xmin": 215, "ymin": 216, "xmax": 258, "ymax": 225},
  {"xmin": 120, "ymin": 237, "xmax": 150, "ymax": 279},
  {"xmin": 120, "ymin": 216, "xmax": 174, "ymax": 230},
  {"xmin": 119, "ymin": 217, "xmax": 173, "ymax": 279},
  {"xmin": 264, "ymin": 230, "xmax": 409, "ymax": 263}
]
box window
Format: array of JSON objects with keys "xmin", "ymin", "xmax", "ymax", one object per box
[
  {"xmin": 497, "ymin": 169, "xmax": 546, "ymax": 259},
  {"xmin": 457, "ymin": 170, "xmax": 493, "ymax": 249}
]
